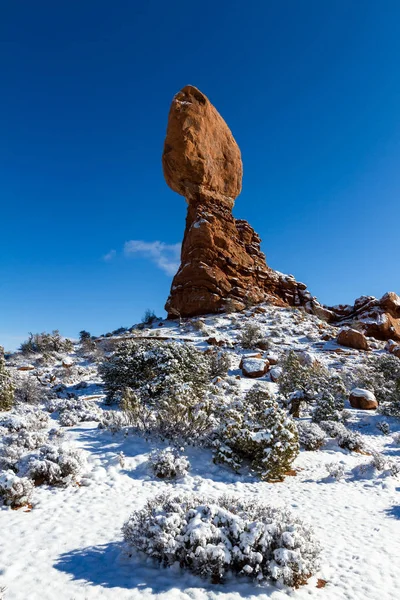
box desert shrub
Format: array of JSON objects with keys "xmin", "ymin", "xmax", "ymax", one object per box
[
  {"xmin": 392, "ymin": 432, "xmax": 400, "ymax": 445},
  {"xmin": 142, "ymin": 309, "xmax": 158, "ymax": 325},
  {"xmin": 0, "ymin": 441, "xmax": 24, "ymax": 471},
  {"xmin": 356, "ymin": 354, "xmax": 400, "ymax": 415},
  {"xmin": 312, "ymin": 392, "xmax": 344, "ymax": 423},
  {"xmin": 13, "ymin": 375, "xmax": 45, "ymax": 405},
  {"xmin": 100, "ymin": 340, "xmax": 212, "ymax": 404},
  {"xmin": 191, "ymin": 319, "xmax": 209, "ymax": 336},
  {"xmin": 98, "ymin": 410, "xmax": 130, "ymax": 433},
  {"xmin": 0, "ymin": 407, "xmax": 49, "ymax": 432},
  {"xmin": 297, "ymin": 421, "xmax": 326, "ymax": 451},
  {"xmin": 337, "ymin": 428, "xmax": 365, "ymax": 453},
  {"xmin": 237, "ymin": 323, "xmax": 263, "ymax": 349},
  {"xmin": 148, "ymin": 447, "xmax": 189, "ymax": 479},
  {"xmin": 19, "ymin": 330, "xmax": 73, "ymax": 355},
  {"xmin": 120, "ymin": 386, "xmax": 218, "ymax": 443},
  {"xmin": 4, "ymin": 430, "xmax": 48, "ymax": 451},
  {"xmin": 376, "ymin": 421, "xmax": 391, "ymax": 435},
  {"xmin": 0, "ymin": 347, "xmax": 14, "ymax": 411},
  {"xmin": 279, "ymin": 351, "xmax": 346, "ymax": 418},
  {"xmin": 318, "ymin": 420, "xmax": 348, "ymax": 438},
  {"xmin": 214, "ymin": 384, "xmax": 299, "ymax": 481},
  {"xmin": 209, "ymin": 350, "xmax": 231, "ymax": 378},
  {"xmin": 58, "ymin": 400, "xmax": 101, "ymax": 426},
  {"xmin": 78, "ymin": 330, "xmax": 96, "ymax": 353},
  {"xmin": 0, "ymin": 470, "xmax": 34, "ymax": 507},
  {"xmin": 325, "ymin": 462, "xmax": 345, "ymax": 480},
  {"xmin": 27, "ymin": 444, "xmax": 86, "ymax": 486},
  {"xmin": 122, "ymin": 492, "xmax": 321, "ymax": 587},
  {"xmin": 370, "ymin": 451, "xmax": 387, "ymax": 471}
]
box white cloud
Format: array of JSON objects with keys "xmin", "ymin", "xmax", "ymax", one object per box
[
  {"xmin": 103, "ymin": 249, "xmax": 116, "ymax": 262},
  {"xmin": 124, "ymin": 240, "xmax": 181, "ymax": 276}
]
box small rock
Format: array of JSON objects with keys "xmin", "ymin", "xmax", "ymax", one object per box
[
  {"xmin": 241, "ymin": 358, "xmax": 269, "ymax": 378},
  {"xmin": 17, "ymin": 364, "xmax": 35, "ymax": 371},
  {"xmin": 349, "ymin": 388, "xmax": 378, "ymax": 410},
  {"xmin": 270, "ymin": 367, "xmax": 282, "ymax": 382},
  {"xmin": 62, "ymin": 358, "xmax": 74, "ymax": 368},
  {"xmin": 265, "ymin": 352, "xmax": 279, "ymax": 365},
  {"xmin": 206, "ymin": 337, "xmax": 224, "ymax": 347}
]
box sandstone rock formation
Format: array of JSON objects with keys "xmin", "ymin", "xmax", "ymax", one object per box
[
  {"xmin": 163, "ymin": 85, "xmax": 318, "ymax": 318},
  {"xmin": 326, "ymin": 293, "xmax": 400, "ymax": 341},
  {"xmin": 162, "ymin": 85, "xmax": 400, "ymax": 341}
]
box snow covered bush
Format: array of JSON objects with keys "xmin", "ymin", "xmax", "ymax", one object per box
[
  {"xmin": 214, "ymin": 384, "xmax": 299, "ymax": 481},
  {"xmin": 122, "ymin": 492, "xmax": 321, "ymax": 587},
  {"xmin": 0, "ymin": 407, "xmax": 49, "ymax": 432},
  {"xmin": 237, "ymin": 323, "xmax": 263, "ymax": 349},
  {"xmin": 100, "ymin": 340, "xmax": 212, "ymax": 404},
  {"xmin": 356, "ymin": 354, "xmax": 400, "ymax": 416},
  {"xmin": 376, "ymin": 421, "xmax": 391, "ymax": 435},
  {"xmin": 13, "ymin": 375, "xmax": 45, "ymax": 405},
  {"xmin": 325, "ymin": 462, "xmax": 345, "ymax": 480},
  {"xmin": 318, "ymin": 420, "xmax": 348, "ymax": 438},
  {"xmin": 0, "ymin": 347, "xmax": 14, "ymax": 411},
  {"xmin": 26, "ymin": 444, "xmax": 86, "ymax": 486},
  {"xmin": 148, "ymin": 447, "xmax": 189, "ymax": 479},
  {"xmin": 279, "ymin": 351, "xmax": 346, "ymax": 418},
  {"xmin": 58, "ymin": 401, "xmax": 101, "ymax": 427},
  {"xmin": 120, "ymin": 385, "xmax": 218, "ymax": 443},
  {"xmin": 208, "ymin": 349, "xmax": 231, "ymax": 378},
  {"xmin": 297, "ymin": 421, "xmax": 326, "ymax": 451},
  {"xmin": 4, "ymin": 430, "xmax": 48, "ymax": 451},
  {"xmin": 19, "ymin": 330, "xmax": 73, "ymax": 355},
  {"xmin": 312, "ymin": 392, "xmax": 344, "ymax": 423},
  {"xmin": 98, "ymin": 409, "xmax": 130, "ymax": 432},
  {"xmin": 392, "ymin": 432, "xmax": 400, "ymax": 445},
  {"xmin": 337, "ymin": 428, "xmax": 366, "ymax": 453},
  {"xmin": 0, "ymin": 470, "xmax": 34, "ymax": 508}
]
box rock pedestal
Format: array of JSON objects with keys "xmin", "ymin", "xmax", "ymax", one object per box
[{"xmin": 162, "ymin": 85, "xmax": 315, "ymax": 318}]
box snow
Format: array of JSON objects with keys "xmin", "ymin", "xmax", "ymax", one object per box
[
  {"xmin": 350, "ymin": 388, "xmax": 376, "ymax": 400},
  {"xmin": 1, "ymin": 305, "xmax": 400, "ymax": 599},
  {"xmin": 241, "ymin": 358, "xmax": 266, "ymax": 374}
]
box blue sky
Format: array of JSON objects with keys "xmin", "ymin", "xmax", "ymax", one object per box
[{"xmin": 1, "ymin": 1, "xmax": 400, "ymax": 350}]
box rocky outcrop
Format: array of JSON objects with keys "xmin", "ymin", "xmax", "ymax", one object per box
[
  {"xmin": 162, "ymin": 85, "xmax": 400, "ymax": 341},
  {"xmin": 327, "ymin": 293, "xmax": 400, "ymax": 342},
  {"xmin": 163, "ymin": 86, "xmax": 319, "ymax": 318}
]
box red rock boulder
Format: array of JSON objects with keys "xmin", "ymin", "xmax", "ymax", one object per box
[
  {"xmin": 349, "ymin": 388, "xmax": 378, "ymax": 410},
  {"xmin": 337, "ymin": 328, "xmax": 369, "ymax": 351}
]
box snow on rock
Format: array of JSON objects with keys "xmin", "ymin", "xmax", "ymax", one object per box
[
  {"xmin": 349, "ymin": 388, "xmax": 378, "ymax": 410},
  {"xmin": 337, "ymin": 327, "xmax": 369, "ymax": 351},
  {"xmin": 241, "ymin": 358, "xmax": 269, "ymax": 378}
]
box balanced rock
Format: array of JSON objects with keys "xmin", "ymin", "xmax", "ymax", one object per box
[
  {"xmin": 163, "ymin": 85, "xmax": 319, "ymax": 318},
  {"xmin": 162, "ymin": 86, "xmax": 400, "ymax": 341},
  {"xmin": 337, "ymin": 328, "xmax": 369, "ymax": 351},
  {"xmin": 349, "ymin": 388, "xmax": 378, "ymax": 410}
]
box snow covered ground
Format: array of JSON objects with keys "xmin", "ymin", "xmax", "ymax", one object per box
[{"xmin": 1, "ymin": 306, "xmax": 399, "ymax": 600}]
